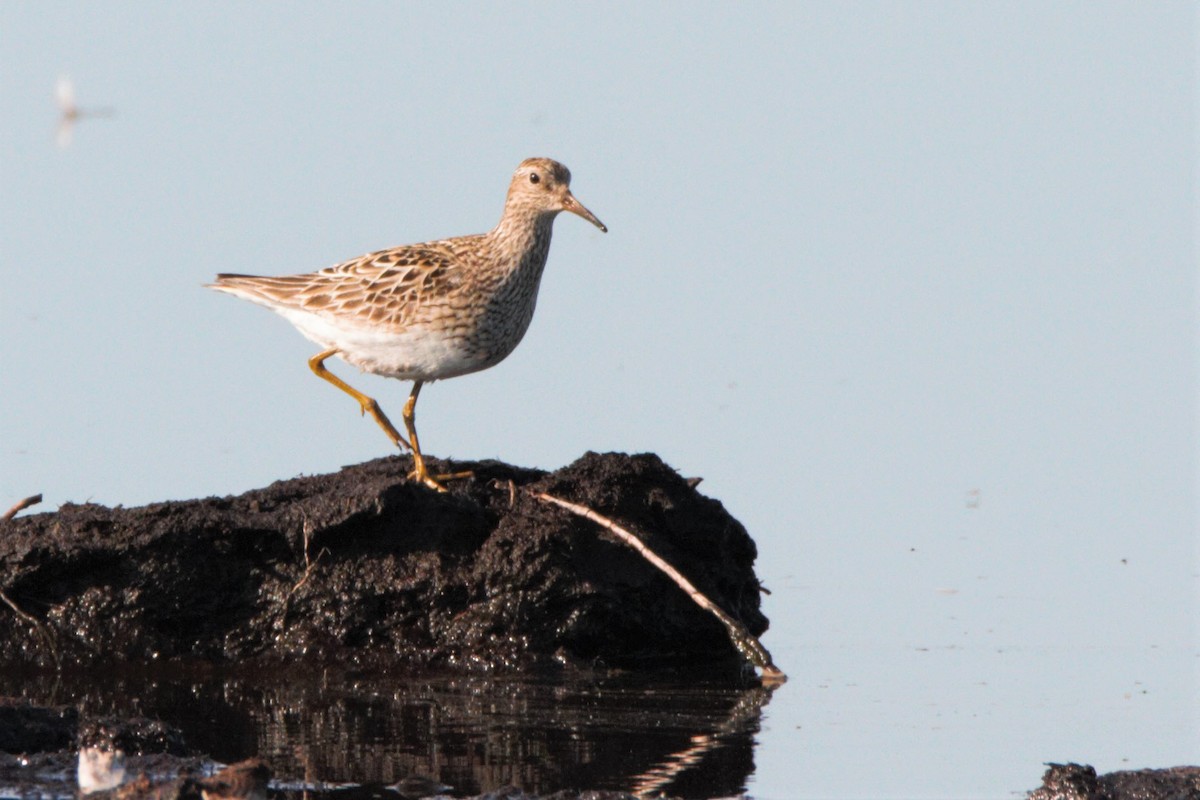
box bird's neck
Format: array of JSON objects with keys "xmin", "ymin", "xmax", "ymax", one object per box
[{"xmin": 487, "ymin": 205, "xmax": 557, "ymax": 274}]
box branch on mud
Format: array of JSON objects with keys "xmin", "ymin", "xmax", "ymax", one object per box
[
  {"xmin": 0, "ymin": 588, "xmax": 60, "ymax": 670},
  {"xmin": 530, "ymin": 490, "xmax": 786, "ymax": 684},
  {"xmin": 3, "ymin": 494, "xmax": 42, "ymax": 522},
  {"xmin": 280, "ymin": 512, "xmax": 328, "ymax": 625}
]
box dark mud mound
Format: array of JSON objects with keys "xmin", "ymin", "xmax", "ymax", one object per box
[
  {"xmin": 1029, "ymin": 763, "xmax": 1200, "ymax": 800},
  {"xmin": 0, "ymin": 452, "xmax": 766, "ymax": 676}
]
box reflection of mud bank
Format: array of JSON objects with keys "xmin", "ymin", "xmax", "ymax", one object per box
[
  {"xmin": 1029, "ymin": 762, "xmax": 1200, "ymax": 800},
  {"xmin": 0, "ymin": 452, "xmax": 766, "ymax": 676},
  {"xmin": 1, "ymin": 670, "xmax": 776, "ymax": 799}
]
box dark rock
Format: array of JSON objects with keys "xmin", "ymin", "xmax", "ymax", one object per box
[
  {"xmin": 1030, "ymin": 762, "xmax": 1200, "ymax": 800},
  {"xmin": 0, "ymin": 453, "xmax": 767, "ymax": 676}
]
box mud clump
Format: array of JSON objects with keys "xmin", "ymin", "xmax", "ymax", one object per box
[
  {"xmin": 0, "ymin": 452, "xmax": 766, "ymax": 677},
  {"xmin": 1029, "ymin": 762, "xmax": 1200, "ymax": 800}
]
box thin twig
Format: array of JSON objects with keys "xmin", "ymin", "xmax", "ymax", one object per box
[
  {"xmin": 489, "ymin": 478, "xmax": 518, "ymax": 508},
  {"xmin": 0, "ymin": 588, "xmax": 61, "ymax": 670},
  {"xmin": 281, "ymin": 513, "xmax": 327, "ymax": 626},
  {"xmin": 290, "ymin": 548, "xmax": 327, "ymax": 596},
  {"xmin": 530, "ymin": 490, "xmax": 786, "ymax": 683},
  {"xmin": 3, "ymin": 494, "xmax": 42, "ymax": 522},
  {"xmin": 0, "ymin": 589, "xmax": 40, "ymax": 628}
]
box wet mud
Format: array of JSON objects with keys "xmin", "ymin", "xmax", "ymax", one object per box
[
  {"xmin": 1029, "ymin": 762, "xmax": 1200, "ymax": 800},
  {"xmin": 0, "ymin": 452, "xmax": 766, "ymax": 677}
]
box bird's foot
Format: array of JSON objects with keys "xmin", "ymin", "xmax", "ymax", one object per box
[{"xmin": 408, "ymin": 464, "xmax": 473, "ymax": 493}]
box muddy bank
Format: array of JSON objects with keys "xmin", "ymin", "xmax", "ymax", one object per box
[
  {"xmin": 0, "ymin": 452, "xmax": 767, "ymax": 677},
  {"xmin": 1029, "ymin": 763, "xmax": 1200, "ymax": 800}
]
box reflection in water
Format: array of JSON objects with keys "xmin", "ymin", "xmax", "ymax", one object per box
[{"xmin": 11, "ymin": 668, "xmax": 775, "ymax": 799}]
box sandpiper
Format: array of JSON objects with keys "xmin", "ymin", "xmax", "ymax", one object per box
[{"xmin": 209, "ymin": 158, "xmax": 606, "ymax": 490}]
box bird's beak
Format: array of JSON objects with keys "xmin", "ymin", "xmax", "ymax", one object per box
[{"xmin": 562, "ymin": 192, "xmax": 607, "ymax": 233}]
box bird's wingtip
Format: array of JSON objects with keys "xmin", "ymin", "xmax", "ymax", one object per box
[{"xmin": 208, "ymin": 273, "xmax": 253, "ymax": 289}]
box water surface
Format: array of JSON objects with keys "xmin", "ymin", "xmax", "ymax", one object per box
[{"xmin": 9, "ymin": 666, "xmax": 772, "ymax": 799}]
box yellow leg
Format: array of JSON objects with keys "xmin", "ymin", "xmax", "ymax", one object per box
[
  {"xmin": 308, "ymin": 349, "xmax": 411, "ymax": 451},
  {"xmin": 401, "ymin": 381, "xmax": 473, "ymax": 492}
]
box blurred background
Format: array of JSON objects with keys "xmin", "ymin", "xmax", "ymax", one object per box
[{"xmin": 1, "ymin": 3, "xmax": 1195, "ymax": 797}]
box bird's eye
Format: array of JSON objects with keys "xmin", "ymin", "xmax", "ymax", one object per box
[{"xmin": 529, "ymin": 172, "xmax": 540, "ymax": 184}]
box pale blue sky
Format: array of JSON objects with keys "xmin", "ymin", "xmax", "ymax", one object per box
[{"xmin": 1, "ymin": 4, "xmax": 1196, "ymax": 797}]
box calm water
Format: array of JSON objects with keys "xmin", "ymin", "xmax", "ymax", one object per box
[
  {"xmin": 6, "ymin": 666, "xmax": 770, "ymax": 799},
  {"xmin": 5, "ymin": 635, "xmax": 1193, "ymax": 799}
]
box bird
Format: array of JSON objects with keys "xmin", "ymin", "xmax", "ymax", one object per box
[
  {"xmin": 208, "ymin": 158, "xmax": 606, "ymax": 491},
  {"xmin": 55, "ymin": 75, "xmax": 115, "ymax": 148}
]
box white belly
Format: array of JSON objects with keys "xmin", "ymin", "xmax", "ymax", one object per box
[{"xmin": 275, "ymin": 306, "xmax": 487, "ymax": 381}]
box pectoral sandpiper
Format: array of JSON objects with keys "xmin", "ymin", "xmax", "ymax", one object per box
[{"xmin": 209, "ymin": 158, "xmax": 606, "ymax": 490}]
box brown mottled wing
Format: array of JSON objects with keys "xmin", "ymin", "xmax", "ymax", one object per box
[{"xmin": 213, "ymin": 236, "xmax": 481, "ymax": 331}]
